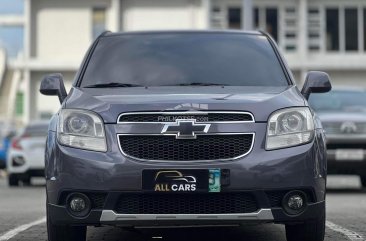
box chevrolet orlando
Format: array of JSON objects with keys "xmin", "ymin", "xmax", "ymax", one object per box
[{"xmin": 40, "ymin": 31, "xmax": 331, "ymax": 241}]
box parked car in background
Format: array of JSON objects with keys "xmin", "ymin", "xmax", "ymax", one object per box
[
  {"xmin": 309, "ymin": 89, "xmax": 366, "ymax": 187},
  {"xmin": 0, "ymin": 137, "xmax": 8, "ymax": 169},
  {"xmin": 0, "ymin": 132, "xmax": 16, "ymax": 169},
  {"xmin": 7, "ymin": 121, "xmax": 49, "ymax": 186},
  {"xmin": 0, "ymin": 121, "xmax": 16, "ymax": 169}
]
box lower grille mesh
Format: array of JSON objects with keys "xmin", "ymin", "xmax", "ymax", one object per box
[
  {"xmin": 119, "ymin": 134, "xmax": 253, "ymax": 161},
  {"xmin": 114, "ymin": 193, "xmax": 258, "ymax": 214}
]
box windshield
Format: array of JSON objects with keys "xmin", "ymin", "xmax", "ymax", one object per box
[
  {"xmin": 81, "ymin": 33, "xmax": 289, "ymax": 87},
  {"xmin": 309, "ymin": 90, "xmax": 366, "ymax": 112}
]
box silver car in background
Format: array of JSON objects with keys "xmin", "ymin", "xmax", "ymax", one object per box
[
  {"xmin": 309, "ymin": 89, "xmax": 366, "ymax": 187},
  {"xmin": 7, "ymin": 121, "xmax": 48, "ymax": 186}
]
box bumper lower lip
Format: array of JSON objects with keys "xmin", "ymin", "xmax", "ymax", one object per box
[{"xmin": 99, "ymin": 209, "xmax": 274, "ymax": 222}]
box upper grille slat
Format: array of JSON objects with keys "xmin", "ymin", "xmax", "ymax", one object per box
[
  {"xmin": 119, "ymin": 134, "xmax": 253, "ymax": 161},
  {"xmin": 118, "ymin": 112, "xmax": 254, "ymax": 123},
  {"xmin": 117, "ymin": 111, "xmax": 255, "ymax": 162}
]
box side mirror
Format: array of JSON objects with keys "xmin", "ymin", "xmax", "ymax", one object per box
[
  {"xmin": 39, "ymin": 73, "xmax": 67, "ymax": 103},
  {"xmin": 301, "ymin": 71, "xmax": 332, "ymax": 100}
]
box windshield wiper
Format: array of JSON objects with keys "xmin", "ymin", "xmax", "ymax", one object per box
[
  {"xmin": 83, "ymin": 82, "xmax": 143, "ymax": 88},
  {"xmin": 177, "ymin": 82, "xmax": 228, "ymax": 86}
]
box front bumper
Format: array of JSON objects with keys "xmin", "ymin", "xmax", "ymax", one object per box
[{"xmin": 46, "ymin": 128, "xmax": 327, "ymax": 226}]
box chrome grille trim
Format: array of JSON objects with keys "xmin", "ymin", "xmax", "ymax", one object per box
[{"xmin": 117, "ymin": 111, "xmax": 255, "ymax": 124}]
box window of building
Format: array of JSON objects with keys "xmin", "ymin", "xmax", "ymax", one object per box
[
  {"xmin": 254, "ymin": 8, "xmax": 259, "ymax": 29},
  {"xmin": 326, "ymin": 8, "xmax": 339, "ymax": 51},
  {"xmin": 235, "ymin": 6, "xmax": 279, "ymax": 44},
  {"xmin": 228, "ymin": 8, "xmax": 242, "ymax": 29},
  {"xmin": 307, "ymin": 7, "xmax": 321, "ymax": 51},
  {"xmin": 92, "ymin": 7, "xmax": 106, "ymax": 39},
  {"xmin": 345, "ymin": 8, "xmax": 358, "ymax": 51},
  {"xmin": 286, "ymin": 45, "xmax": 296, "ymax": 51},
  {"xmin": 309, "ymin": 45, "xmax": 320, "ymax": 51},
  {"xmin": 286, "ymin": 33, "xmax": 296, "ymax": 39},
  {"xmin": 266, "ymin": 8, "xmax": 278, "ymax": 41},
  {"xmin": 15, "ymin": 92, "xmax": 23, "ymax": 116},
  {"xmin": 286, "ymin": 7, "xmax": 296, "ymax": 14},
  {"xmin": 308, "ymin": 9, "xmax": 319, "ymax": 15},
  {"xmin": 286, "ymin": 19, "xmax": 296, "ymax": 27}
]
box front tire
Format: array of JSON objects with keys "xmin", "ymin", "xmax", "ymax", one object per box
[
  {"xmin": 285, "ymin": 207, "xmax": 325, "ymax": 241},
  {"xmin": 47, "ymin": 201, "xmax": 86, "ymax": 241},
  {"xmin": 8, "ymin": 174, "xmax": 19, "ymax": 187}
]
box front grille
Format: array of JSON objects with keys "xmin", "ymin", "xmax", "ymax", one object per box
[
  {"xmin": 119, "ymin": 134, "xmax": 253, "ymax": 161},
  {"xmin": 114, "ymin": 193, "xmax": 258, "ymax": 214},
  {"xmin": 118, "ymin": 112, "xmax": 253, "ymax": 123},
  {"xmin": 323, "ymin": 122, "xmax": 366, "ymax": 135}
]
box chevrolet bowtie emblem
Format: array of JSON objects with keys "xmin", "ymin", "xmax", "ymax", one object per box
[{"xmin": 161, "ymin": 119, "xmax": 211, "ymax": 139}]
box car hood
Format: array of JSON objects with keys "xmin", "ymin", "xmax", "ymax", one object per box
[
  {"xmin": 65, "ymin": 86, "xmax": 305, "ymax": 123},
  {"xmin": 317, "ymin": 112, "xmax": 366, "ymax": 123}
]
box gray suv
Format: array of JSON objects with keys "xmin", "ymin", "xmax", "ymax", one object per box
[
  {"xmin": 40, "ymin": 31, "xmax": 331, "ymax": 241},
  {"xmin": 309, "ymin": 89, "xmax": 366, "ymax": 187}
]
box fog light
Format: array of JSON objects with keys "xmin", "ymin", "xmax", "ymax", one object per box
[
  {"xmin": 70, "ymin": 197, "xmax": 86, "ymax": 212},
  {"xmin": 66, "ymin": 193, "xmax": 91, "ymax": 217},
  {"xmin": 287, "ymin": 195, "xmax": 303, "ymax": 210},
  {"xmin": 282, "ymin": 190, "xmax": 307, "ymax": 215}
]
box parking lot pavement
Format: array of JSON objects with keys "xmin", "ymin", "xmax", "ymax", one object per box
[{"xmin": 0, "ymin": 176, "xmax": 365, "ymax": 241}]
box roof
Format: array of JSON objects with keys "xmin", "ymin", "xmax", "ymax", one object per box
[{"xmin": 102, "ymin": 29, "xmax": 264, "ymax": 38}]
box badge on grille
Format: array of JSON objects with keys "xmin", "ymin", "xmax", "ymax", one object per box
[{"xmin": 161, "ymin": 119, "xmax": 211, "ymax": 139}]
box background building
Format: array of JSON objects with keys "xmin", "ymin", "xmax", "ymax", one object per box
[{"xmin": 1, "ymin": 0, "xmax": 366, "ymax": 124}]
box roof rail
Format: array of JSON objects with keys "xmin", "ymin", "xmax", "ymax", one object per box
[
  {"xmin": 99, "ymin": 30, "xmax": 112, "ymax": 38},
  {"xmin": 258, "ymin": 30, "xmax": 271, "ymax": 38}
]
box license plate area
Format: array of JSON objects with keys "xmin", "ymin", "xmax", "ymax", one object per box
[{"xmin": 142, "ymin": 169, "xmax": 222, "ymax": 193}]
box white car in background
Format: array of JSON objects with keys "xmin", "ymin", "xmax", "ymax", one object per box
[{"xmin": 7, "ymin": 121, "xmax": 49, "ymax": 186}]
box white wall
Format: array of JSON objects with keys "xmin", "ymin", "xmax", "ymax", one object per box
[
  {"xmin": 30, "ymin": 0, "xmax": 111, "ymax": 61},
  {"xmin": 121, "ymin": 0, "xmax": 206, "ymax": 31}
]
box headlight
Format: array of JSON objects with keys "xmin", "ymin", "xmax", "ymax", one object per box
[
  {"xmin": 266, "ymin": 107, "xmax": 314, "ymax": 150},
  {"xmin": 58, "ymin": 109, "xmax": 107, "ymax": 152}
]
